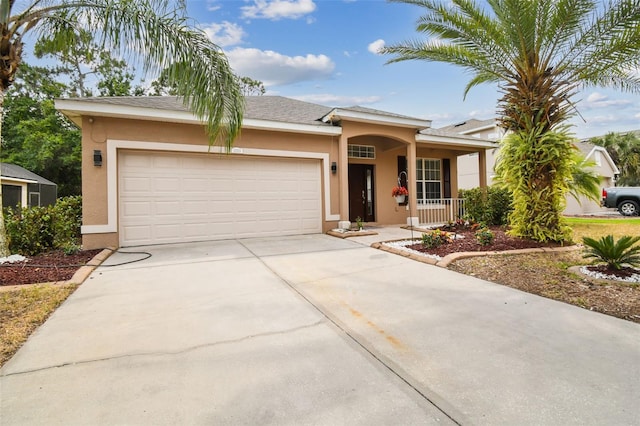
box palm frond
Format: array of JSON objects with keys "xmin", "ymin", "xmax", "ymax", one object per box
[{"xmin": 17, "ymin": 0, "xmax": 243, "ymax": 149}]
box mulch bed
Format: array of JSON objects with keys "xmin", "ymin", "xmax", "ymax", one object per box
[
  {"xmin": 406, "ymin": 225, "xmax": 565, "ymax": 257},
  {"xmin": 0, "ymin": 249, "xmax": 103, "ymax": 286}
]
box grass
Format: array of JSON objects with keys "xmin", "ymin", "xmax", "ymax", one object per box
[
  {"xmin": 0, "ymin": 284, "xmax": 78, "ymax": 367},
  {"xmin": 567, "ymin": 217, "xmax": 640, "ymax": 241}
]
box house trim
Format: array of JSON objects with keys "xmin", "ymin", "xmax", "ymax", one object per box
[
  {"xmin": 81, "ymin": 139, "xmax": 339, "ymax": 235},
  {"xmin": 322, "ymin": 108, "xmax": 432, "ymax": 129},
  {"xmin": 55, "ymin": 99, "xmax": 342, "ymax": 137},
  {"xmin": 415, "ymin": 133, "xmax": 497, "ymax": 149},
  {"xmin": 584, "ymin": 146, "xmax": 620, "ymax": 175}
]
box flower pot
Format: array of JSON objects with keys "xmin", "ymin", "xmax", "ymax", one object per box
[{"xmin": 395, "ymin": 195, "xmax": 406, "ymax": 203}]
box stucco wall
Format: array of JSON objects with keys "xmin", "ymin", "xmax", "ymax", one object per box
[{"xmin": 81, "ymin": 116, "xmax": 339, "ymax": 248}]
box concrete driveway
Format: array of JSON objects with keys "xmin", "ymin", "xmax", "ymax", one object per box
[{"xmin": 1, "ymin": 235, "xmax": 639, "ymax": 425}]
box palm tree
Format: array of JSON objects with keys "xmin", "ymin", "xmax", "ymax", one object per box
[
  {"xmin": 383, "ymin": 0, "xmax": 640, "ymax": 242},
  {"xmin": 0, "ymin": 0, "xmax": 245, "ymax": 256}
]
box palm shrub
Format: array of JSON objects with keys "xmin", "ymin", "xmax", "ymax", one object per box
[
  {"xmin": 495, "ymin": 126, "xmax": 576, "ymax": 242},
  {"xmin": 582, "ymin": 235, "xmax": 640, "ymax": 270}
]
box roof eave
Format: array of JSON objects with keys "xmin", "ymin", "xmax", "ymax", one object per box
[
  {"xmin": 55, "ymin": 99, "xmax": 342, "ymax": 137},
  {"xmin": 416, "ymin": 133, "xmax": 497, "ymax": 149},
  {"xmin": 322, "ymin": 108, "xmax": 432, "ymax": 130}
]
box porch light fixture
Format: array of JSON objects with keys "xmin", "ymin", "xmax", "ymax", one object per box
[
  {"xmin": 93, "ymin": 150, "xmax": 103, "ymax": 167},
  {"xmin": 331, "ymin": 162, "xmax": 337, "ymax": 174}
]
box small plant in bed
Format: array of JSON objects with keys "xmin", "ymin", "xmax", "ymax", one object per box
[
  {"xmin": 407, "ymin": 225, "xmax": 563, "ymax": 258},
  {"xmin": 421, "ymin": 229, "xmax": 452, "ymax": 248},
  {"xmin": 582, "ymin": 235, "xmax": 640, "ymax": 281}
]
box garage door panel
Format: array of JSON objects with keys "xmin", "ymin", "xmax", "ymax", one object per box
[{"xmin": 119, "ymin": 151, "xmax": 322, "ymax": 246}]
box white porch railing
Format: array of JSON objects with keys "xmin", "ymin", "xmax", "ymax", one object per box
[{"xmin": 417, "ymin": 198, "xmax": 466, "ymax": 226}]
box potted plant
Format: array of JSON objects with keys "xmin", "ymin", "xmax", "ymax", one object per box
[{"xmin": 391, "ymin": 186, "xmax": 409, "ymax": 203}]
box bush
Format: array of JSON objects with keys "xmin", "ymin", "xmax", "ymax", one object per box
[
  {"xmin": 475, "ymin": 226, "xmax": 495, "ymax": 246},
  {"xmin": 422, "ymin": 229, "xmax": 452, "ymax": 248},
  {"xmin": 4, "ymin": 196, "xmax": 82, "ymax": 256},
  {"xmin": 4, "ymin": 206, "xmax": 54, "ymax": 255},
  {"xmin": 582, "ymin": 235, "xmax": 640, "ymax": 270},
  {"xmin": 459, "ymin": 186, "xmax": 513, "ymax": 226},
  {"xmin": 51, "ymin": 195, "xmax": 82, "ymax": 250}
]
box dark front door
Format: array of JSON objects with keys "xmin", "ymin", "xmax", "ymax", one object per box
[{"xmin": 348, "ymin": 164, "xmax": 375, "ymax": 222}]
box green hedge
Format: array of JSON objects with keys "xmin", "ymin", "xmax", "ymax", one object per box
[
  {"xmin": 459, "ymin": 186, "xmax": 513, "ymax": 226},
  {"xmin": 4, "ymin": 195, "xmax": 82, "ymax": 255}
]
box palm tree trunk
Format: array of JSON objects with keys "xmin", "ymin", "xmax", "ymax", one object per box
[{"xmin": 0, "ymin": 89, "xmax": 9, "ymax": 257}]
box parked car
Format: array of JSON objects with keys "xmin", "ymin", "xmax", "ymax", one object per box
[{"xmin": 601, "ymin": 187, "xmax": 640, "ymax": 216}]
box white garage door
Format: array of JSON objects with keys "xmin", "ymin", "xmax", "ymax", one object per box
[{"xmin": 118, "ymin": 150, "xmax": 322, "ymax": 246}]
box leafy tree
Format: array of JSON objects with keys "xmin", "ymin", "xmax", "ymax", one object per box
[
  {"xmin": 240, "ymin": 77, "xmax": 266, "ymax": 96},
  {"xmin": 383, "ymin": 0, "xmax": 640, "ymax": 242},
  {"xmin": 590, "ymin": 132, "xmax": 640, "ymax": 186},
  {"xmin": 0, "ymin": 0, "xmax": 245, "ymax": 256},
  {"xmin": 35, "ymin": 30, "xmax": 145, "ymax": 97},
  {"xmin": 1, "ymin": 64, "xmax": 81, "ymax": 197}
]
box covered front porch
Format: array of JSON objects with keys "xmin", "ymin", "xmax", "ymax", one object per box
[{"xmin": 329, "ymin": 111, "xmax": 496, "ymax": 228}]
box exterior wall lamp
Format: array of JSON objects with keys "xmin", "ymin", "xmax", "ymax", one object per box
[
  {"xmin": 93, "ymin": 150, "xmax": 103, "ymax": 167},
  {"xmin": 331, "ymin": 162, "xmax": 337, "ymax": 174}
]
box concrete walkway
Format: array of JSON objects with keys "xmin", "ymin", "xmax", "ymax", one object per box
[{"xmin": 1, "ymin": 234, "xmax": 639, "ymax": 425}]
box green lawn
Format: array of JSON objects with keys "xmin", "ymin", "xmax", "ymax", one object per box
[{"xmin": 566, "ymin": 216, "xmax": 640, "ymax": 242}]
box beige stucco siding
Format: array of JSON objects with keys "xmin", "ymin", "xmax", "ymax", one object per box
[{"xmin": 81, "ymin": 116, "xmax": 339, "ymax": 249}]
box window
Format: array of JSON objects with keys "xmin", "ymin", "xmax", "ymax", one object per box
[
  {"xmin": 416, "ymin": 158, "xmax": 441, "ymax": 203},
  {"xmin": 348, "ymin": 144, "xmax": 375, "ymax": 159}
]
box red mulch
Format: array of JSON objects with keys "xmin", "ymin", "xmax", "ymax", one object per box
[
  {"xmin": 406, "ymin": 225, "xmax": 565, "ymax": 257},
  {"xmin": 0, "ymin": 249, "xmax": 103, "ymax": 286}
]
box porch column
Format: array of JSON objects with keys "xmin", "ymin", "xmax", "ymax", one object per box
[
  {"xmin": 338, "ymin": 134, "xmax": 350, "ymax": 229},
  {"xmin": 478, "ymin": 149, "xmax": 488, "ymax": 188},
  {"xmin": 407, "ymin": 141, "xmax": 419, "ymax": 227}
]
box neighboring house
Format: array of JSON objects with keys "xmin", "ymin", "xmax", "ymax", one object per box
[
  {"xmin": 55, "ymin": 96, "xmax": 494, "ymax": 249},
  {"xmin": 1, "ymin": 163, "xmax": 57, "ymax": 209},
  {"xmin": 444, "ymin": 119, "xmax": 620, "ymax": 215}
]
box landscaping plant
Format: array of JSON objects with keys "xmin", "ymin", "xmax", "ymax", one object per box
[
  {"xmin": 475, "ymin": 227, "xmax": 495, "ymax": 246},
  {"xmin": 422, "ymin": 229, "xmax": 452, "ymax": 248},
  {"xmin": 459, "ymin": 186, "xmax": 513, "ymax": 226},
  {"xmin": 4, "ymin": 195, "xmax": 83, "ymax": 256},
  {"xmin": 582, "ymin": 235, "xmax": 640, "ymax": 271}
]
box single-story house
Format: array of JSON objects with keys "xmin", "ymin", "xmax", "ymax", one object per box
[
  {"xmin": 1, "ymin": 163, "xmax": 57, "ymax": 209},
  {"xmin": 55, "ymin": 96, "xmax": 494, "ymax": 248},
  {"xmin": 445, "ymin": 119, "xmax": 620, "ymax": 215}
]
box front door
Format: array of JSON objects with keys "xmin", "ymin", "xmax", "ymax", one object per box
[{"xmin": 348, "ymin": 164, "xmax": 375, "ymax": 223}]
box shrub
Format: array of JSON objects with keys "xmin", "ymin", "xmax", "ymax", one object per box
[
  {"xmin": 459, "ymin": 186, "xmax": 513, "ymax": 226},
  {"xmin": 51, "ymin": 195, "xmax": 83, "ymax": 250},
  {"xmin": 4, "ymin": 196, "xmax": 83, "ymax": 256},
  {"xmin": 582, "ymin": 235, "xmax": 640, "ymax": 270},
  {"xmin": 475, "ymin": 226, "xmax": 495, "ymax": 246},
  {"xmin": 422, "ymin": 229, "xmax": 452, "ymax": 248},
  {"xmin": 4, "ymin": 206, "xmax": 54, "ymax": 255}
]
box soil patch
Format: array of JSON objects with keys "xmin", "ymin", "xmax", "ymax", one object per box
[
  {"xmin": 406, "ymin": 225, "xmax": 564, "ymax": 257},
  {"xmin": 449, "ymin": 251, "xmax": 640, "ymax": 323},
  {"xmin": 0, "ymin": 249, "xmax": 103, "ymax": 286}
]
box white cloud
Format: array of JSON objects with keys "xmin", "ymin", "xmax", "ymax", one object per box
[
  {"xmin": 583, "ymin": 92, "xmax": 633, "ymax": 109},
  {"xmin": 241, "ymin": 0, "xmax": 316, "ymax": 20},
  {"xmin": 635, "ymin": 112, "xmax": 640, "ymax": 119},
  {"xmin": 206, "ymin": 0, "xmax": 221, "ymax": 11},
  {"xmin": 225, "ymin": 47, "xmax": 335, "ymax": 86},
  {"xmin": 201, "ymin": 22, "xmax": 245, "ymax": 47},
  {"xmin": 292, "ymin": 94, "xmax": 382, "ymax": 106},
  {"xmin": 368, "ymin": 39, "xmax": 385, "ymax": 55}
]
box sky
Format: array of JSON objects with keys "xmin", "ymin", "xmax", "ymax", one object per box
[{"xmin": 176, "ymin": 0, "xmax": 639, "ymax": 139}]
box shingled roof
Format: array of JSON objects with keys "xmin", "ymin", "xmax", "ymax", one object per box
[{"xmin": 1, "ymin": 163, "xmax": 56, "ymax": 186}]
